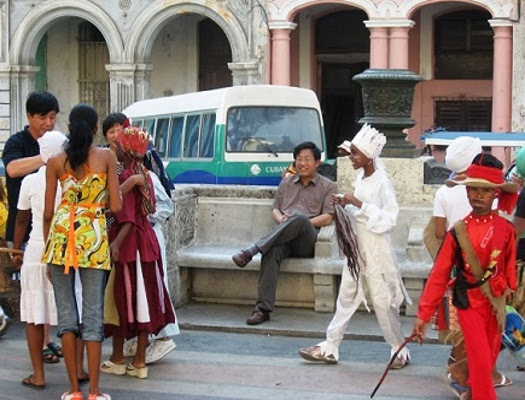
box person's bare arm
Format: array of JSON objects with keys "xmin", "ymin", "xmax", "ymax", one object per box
[
  {"xmin": 110, "ymin": 222, "xmax": 132, "ymax": 262},
  {"xmin": 120, "ymin": 174, "xmax": 146, "ymax": 196},
  {"xmin": 105, "ymin": 150, "xmax": 123, "ymax": 214},
  {"xmin": 272, "ymin": 208, "xmax": 289, "ymax": 224},
  {"xmin": 43, "ymin": 158, "xmax": 59, "ymax": 241},
  {"xmin": 12, "ymin": 209, "xmax": 30, "ymax": 267},
  {"xmin": 434, "ymin": 216, "xmax": 447, "ymax": 240},
  {"xmin": 6, "ymin": 155, "xmax": 44, "ymax": 178},
  {"xmin": 310, "ymin": 213, "xmax": 333, "ymax": 228}
]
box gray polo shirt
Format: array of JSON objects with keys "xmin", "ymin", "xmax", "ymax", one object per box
[{"xmin": 273, "ymin": 173, "xmax": 337, "ymax": 218}]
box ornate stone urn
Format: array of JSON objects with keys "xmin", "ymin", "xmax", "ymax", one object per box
[{"xmin": 353, "ymin": 69, "xmax": 423, "ymax": 158}]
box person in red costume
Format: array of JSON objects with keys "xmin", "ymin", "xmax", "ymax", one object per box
[{"xmin": 413, "ymin": 152, "xmax": 518, "ymax": 400}]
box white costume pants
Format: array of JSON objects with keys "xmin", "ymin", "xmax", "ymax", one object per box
[{"xmin": 318, "ymin": 227, "xmax": 409, "ymax": 361}]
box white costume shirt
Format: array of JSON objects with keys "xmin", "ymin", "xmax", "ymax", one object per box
[
  {"xmin": 17, "ymin": 166, "xmax": 61, "ymax": 244},
  {"xmin": 433, "ymin": 185, "xmax": 471, "ymax": 230},
  {"xmin": 17, "ymin": 166, "xmax": 61, "ymax": 324}
]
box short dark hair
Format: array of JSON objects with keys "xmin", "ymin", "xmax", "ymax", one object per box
[
  {"xmin": 102, "ymin": 112, "xmax": 127, "ymax": 137},
  {"xmin": 472, "ymin": 152, "xmax": 503, "ymax": 170},
  {"xmin": 293, "ymin": 141, "xmax": 321, "ymax": 161},
  {"xmin": 26, "ymin": 91, "xmax": 59, "ymax": 115}
]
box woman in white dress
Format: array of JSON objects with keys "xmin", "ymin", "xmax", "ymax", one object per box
[{"xmin": 12, "ymin": 131, "xmax": 68, "ymax": 389}]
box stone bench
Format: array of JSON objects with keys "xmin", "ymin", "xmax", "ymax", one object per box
[{"xmin": 168, "ymin": 185, "xmax": 434, "ymax": 316}]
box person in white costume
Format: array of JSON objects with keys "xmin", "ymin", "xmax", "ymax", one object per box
[
  {"xmin": 12, "ymin": 131, "xmax": 67, "ymax": 389},
  {"xmin": 433, "ymin": 137, "xmax": 482, "ymax": 240},
  {"xmin": 299, "ymin": 124, "xmax": 411, "ymax": 369}
]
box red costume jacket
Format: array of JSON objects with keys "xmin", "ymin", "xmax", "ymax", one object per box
[{"xmin": 418, "ymin": 211, "xmax": 517, "ymax": 322}]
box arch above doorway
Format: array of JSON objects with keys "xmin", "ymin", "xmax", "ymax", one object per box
[
  {"xmin": 268, "ymin": 0, "xmax": 514, "ymax": 21},
  {"xmin": 401, "ymin": 0, "xmax": 513, "ymax": 19},
  {"xmin": 10, "ymin": 0, "xmax": 123, "ymax": 65},
  {"xmin": 269, "ymin": 0, "xmax": 375, "ymax": 21},
  {"xmin": 126, "ymin": 1, "xmax": 250, "ymax": 65}
]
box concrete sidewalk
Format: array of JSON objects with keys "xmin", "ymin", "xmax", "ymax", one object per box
[{"xmin": 176, "ymin": 302, "xmax": 438, "ymax": 343}]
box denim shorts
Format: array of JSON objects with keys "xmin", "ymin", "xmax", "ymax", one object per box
[{"xmin": 49, "ymin": 264, "xmax": 108, "ymax": 342}]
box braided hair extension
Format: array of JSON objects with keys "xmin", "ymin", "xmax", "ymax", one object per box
[{"xmin": 334, "ymin": 203, "xmax": 362, "ymax": 292}]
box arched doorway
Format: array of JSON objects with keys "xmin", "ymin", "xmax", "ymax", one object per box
[
  {"xmin": 28, "ymin": 18, "xmax": 110, "ymax": 132},
  {"xmin": 149, "ymin": 15, "xmax": 233, "ymax": 97},
  {"xmin": 199, "ymin": 18, "xmax": 233, "ymax": 90},
  {"xmin": 315, "ymin": 10, "xmax": 369, "ymax": 158}
]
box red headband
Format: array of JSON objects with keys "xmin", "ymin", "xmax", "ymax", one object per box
[{"xmin": 466, "ymin": 164, "xmax": 504, "ymax": 184}]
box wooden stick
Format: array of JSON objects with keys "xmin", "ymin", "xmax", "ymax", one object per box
[
  {"xmin": 370, "ymin": 333, "xmax": 418, "ymax": 398},
  {"xmin": 0, "ymin": 248, "xmax": 24, "ymax": 255}
]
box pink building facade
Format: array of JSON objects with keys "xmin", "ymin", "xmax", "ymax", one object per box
[
  {"xmin": 267, "ymin": 0, "xmax": 518, "ymax": 159},
  {"xmin": 0, "ymin": 0, "xmax": 522, "ymax": 161}
]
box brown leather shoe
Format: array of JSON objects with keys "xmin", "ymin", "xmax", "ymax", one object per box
[
  {"xmin": 246, "ymin": 308, "xmax": 270, "ymax": 325},
  {"xmin": 232, "ymin": 250, "xmax": 253, "ymax": 268}
]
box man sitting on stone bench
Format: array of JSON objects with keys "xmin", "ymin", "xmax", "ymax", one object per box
[{"xmin": 232, "ymin": 142, "xmax": 337, "ymax": 325}]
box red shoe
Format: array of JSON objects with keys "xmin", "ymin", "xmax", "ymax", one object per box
[
  {"xmin": 61, "ymin": 392, "xmax": 83, "ymax": 400},
  {"xmin": 87, "ymin": 394, "xmax": 111, "ymax": 400}
]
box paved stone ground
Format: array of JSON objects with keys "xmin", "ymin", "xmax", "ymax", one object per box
[{"xmin": 0, "ymin": 303, "xmax": 523, "ymax": 400}]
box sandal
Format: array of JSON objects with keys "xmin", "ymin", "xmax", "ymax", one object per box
[
  {"xmin": 42, "ymin": 348, "xmax": 59, "ymax": 364},
  {"xmin": 87, "ymin": 394, "xmax": 111, "ymax": 400},
  {"xmin": 61, "ymin": 392, "xmax": 83, "ymax": 400},
  {"xmin": 21, "ymin": 375, "xmax": 46, "ymax": 390},
  {"xmin": 47, "ymin": 341, "xmax": 64, "ymax": 357},
  {"xmin": 100, "ymin": 359, "xmax": 126, "ymax": 375},
  {"xmin": 126, "ymin": 363, "xmax": 148, "ymax": 379},
  {"xmin": 494, "ymin": 373, "xmax": 512, "ymax": 387}
]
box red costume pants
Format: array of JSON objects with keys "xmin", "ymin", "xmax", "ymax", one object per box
[{"xmin": 457, "ymin": 302, "xmax": 501, "ymax": 400}]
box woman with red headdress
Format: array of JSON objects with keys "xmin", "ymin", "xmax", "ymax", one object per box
[{"xmin": 101, "ymin": 126, "xmax": 176, "ymax": 380}]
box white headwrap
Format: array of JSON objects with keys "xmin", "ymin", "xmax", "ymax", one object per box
[
  {"xmin": 445, "ymin": 136, "xmax": 482, "ymax": 173},
  {"xmin": 350, "ymin": 123, "xmax": 386, "ymax": 159},
  {"xmin": 38, "ymin": 130, "xmax": 68, "ymax": 164}
]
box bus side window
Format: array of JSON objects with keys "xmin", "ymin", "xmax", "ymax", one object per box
[
  {"xmin": 200, "ymin": 113, "xmax": 216, "ymax": 158},
  {"xmin": 184, "ymin": 115, "xmax": 201, "ymax": 158},
  {"xmin": 144, "ymin": 119, "xmax": 156, "ymax": 137},
  {"xmin": 155, "ymin": 118, "xmax": 169, "ymax": 157},
  {"xmin": 168, "ymin": 116, "xmax": 183, "ymax": 158},
  {"xmin": 133, "ymin": 119, "xmax": 144, "ymax": 129}
]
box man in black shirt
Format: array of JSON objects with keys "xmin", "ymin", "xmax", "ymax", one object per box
[{"xmin": 2, "ymin": 91, "xmax": 59, "ymax": 242}]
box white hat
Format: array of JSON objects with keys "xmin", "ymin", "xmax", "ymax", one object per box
[
  {"xmin": 38, "ymin": 130, "xmax": 68, "ymax": 163},
  {"xmin": 445, "ymin": 136, "xmax": 482, "ymax": 173},
  {"xmin": 351, "ymin": 124, "xmax": 386, "ymax": 159},
  {"xmin": 337, "ymin": 140, "xmax": 351, "ymax": 154}
]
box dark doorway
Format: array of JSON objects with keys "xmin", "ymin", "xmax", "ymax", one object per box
[
  {"xmin": 321, "ymin": 63, "xmax": 367, "ymax": 159},
  {"xmin": 199, "ymin": 18, "xmax": 233, "ymax": 90},
  {"xmin": 315, "ymin": 10, "xmax": 369, "ymax": 159}
]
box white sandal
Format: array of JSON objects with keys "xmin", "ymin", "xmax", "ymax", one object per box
[
  {"xmin": 126, "ymin": 363, "xmax": 148, "ymax": 379},
  {"xmin": 100, "ymin": 360, "xmax": 126, "ymax": 375}
]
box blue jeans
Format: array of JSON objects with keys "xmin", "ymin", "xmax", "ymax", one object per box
[{"xmin": 49, "ymin": 264, "xmax": 107, "ymax": 342}]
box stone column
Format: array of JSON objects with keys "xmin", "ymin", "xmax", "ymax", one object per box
[
  {"xmin": 489, "ymin": 20, "xmax": 512, "ymax": 132},
  {"xmin": 228, "ymin": 61, "xmax": 260, "ymax": 86},
  {"xmin": 268, "ymin": 21, "xmax": 297, "ymax": 86},
  {"xmin": 364, "ymin": 22, "xmax": 389, "ymax": 69},
  {"xmin": 489, "ymin": 20, "xmax": 513, "ymax": 165},
  {"xmin": 9, "ymin": 65, "xmax": 39, "ymax": 132},
  {"xmin": 106, "ymin": 63, "xmax": 153, "ymax": 112},
  {"xmin": 388, "ymin": 20, "xmax": 414, "ymax": 69}
]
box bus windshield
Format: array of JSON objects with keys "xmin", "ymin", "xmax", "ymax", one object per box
[{"xmin": 226, "ymin": 107, "xmax": 323, "ymax": 153}]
